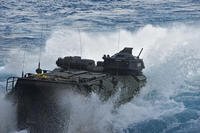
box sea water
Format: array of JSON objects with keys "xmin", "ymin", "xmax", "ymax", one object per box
[{"xmin": 0, "ymin": 0, "xmax": 200, "ymax": 133}]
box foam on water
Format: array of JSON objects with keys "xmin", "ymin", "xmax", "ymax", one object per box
[
  {"xmin": 1, "ymin": 24, "xmax": 200, "ymax": 132},
  {"xmin": 0, "ymin": 94, "xmax": 16, "ymax": 133}
]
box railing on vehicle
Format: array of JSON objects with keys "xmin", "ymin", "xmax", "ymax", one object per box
[{"xmin": 6, "ymin": 77, "xmax": 19, "ymax": 92}]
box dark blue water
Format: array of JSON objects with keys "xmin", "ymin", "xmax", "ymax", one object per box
[{"xmin": 0, "ymin": 0, "xmax": 200, "ymax": 133}]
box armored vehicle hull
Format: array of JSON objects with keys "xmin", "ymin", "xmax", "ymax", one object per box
[{"xmin": 6, "ymin": 47, "xmax": 146, "ymax": 133}]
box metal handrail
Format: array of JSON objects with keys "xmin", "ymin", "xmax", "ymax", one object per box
[{"xmin": 6, "ymin": 77, "xmax": 19, "ymax": 92}]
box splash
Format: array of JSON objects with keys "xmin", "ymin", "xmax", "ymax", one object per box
[
  {"xmin": 1, "ymin": 24, "xmax": 200, "ymax": 132},
  {"xmin": 57, "ymin": 91, "xmax": 114, "ymax": 133},
  {"xmin": 0, "ymin": 94, "xmax": 16, "ymax": 133}
]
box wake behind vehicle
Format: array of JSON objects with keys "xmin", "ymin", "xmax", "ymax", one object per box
[{"xmin": 6, "ymin": 47, "xmax": 146, "ymax": 133}]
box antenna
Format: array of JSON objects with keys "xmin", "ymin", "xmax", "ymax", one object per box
[
  {"xmin": 39, "ymin": 24, "xmax": 43, "ymax": 67},
  {"xmin": 137, "ymin": 48, "xmax": 143, "ymax": 58},
  {"xmin": 36, "ymin": 23, "xmax": 44, "ymax": 74},
  {"xmin": 38, "ymin": 44, "xmax": 42, "ymax": 69},
  {"xmin": 21, "ymin": 45, "xmax": 27, "ymax": 77},
  {"xmin": 78, "ymin": 27, "xmax": 82, "ymax": 57},
  {"xmin": 117, "ymin": 29, "xmax": 120, "ymax": 51}
]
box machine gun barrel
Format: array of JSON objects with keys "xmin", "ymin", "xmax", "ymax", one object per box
[{"xmin": 137, "ymin": 48, "xmax": 143, "ymax": 58}]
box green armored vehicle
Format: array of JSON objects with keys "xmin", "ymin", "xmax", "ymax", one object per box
[{"xmin": 6, "ymin": 47, "xmax": 146, "ymax": 133}]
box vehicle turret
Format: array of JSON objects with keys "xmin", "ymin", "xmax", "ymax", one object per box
[{"xmin": 102, "ymin": 47, "xmax": 145, "ymax": 75}]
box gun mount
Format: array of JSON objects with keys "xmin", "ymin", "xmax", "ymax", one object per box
[{"xmin": 102, "ymin": 47, "xmax": 145, "ymax": 75}]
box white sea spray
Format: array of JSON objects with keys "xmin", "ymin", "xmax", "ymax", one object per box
[{"xmin": 1, "ymin": 24, "xmax": 200, "ymax": 132}]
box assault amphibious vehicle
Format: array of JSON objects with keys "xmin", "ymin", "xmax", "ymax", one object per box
[{"xmin": 6, "ymin": 47, "xmax": 146, "ymax": 133}]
